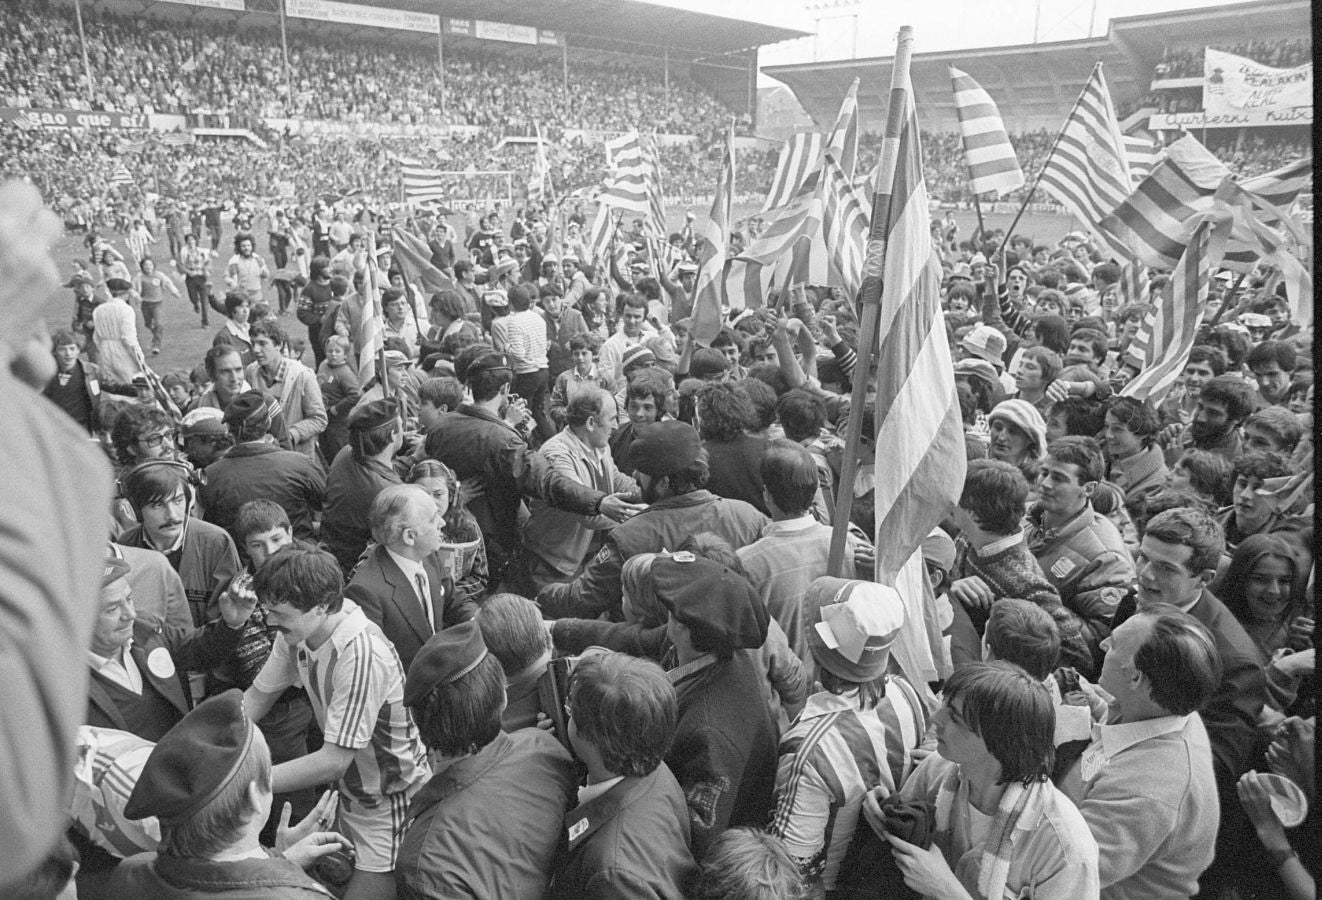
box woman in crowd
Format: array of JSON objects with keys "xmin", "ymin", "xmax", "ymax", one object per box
[
  {"xmin": 408, "ymin": 458, "xmax": 491, "ymax": 609},
  {"xmin": 211, "ymin": 289, "xmax": 255, "ymax": 366}
]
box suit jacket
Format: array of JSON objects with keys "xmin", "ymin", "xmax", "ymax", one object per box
[
  {"xmin": 86, "ymin": 615, "xmax": 242, "ymax": 736},
  {"xmin": 345, "ymin": 545, "xmax": 476, "ymax": 674}
]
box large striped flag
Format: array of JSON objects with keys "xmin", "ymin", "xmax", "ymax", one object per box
[
  {"xmin": 357, "ymin": 235, "xmax": 386, "ymax": 385},
  {"xmin": 1121, "ymin": 216, "xmax": 1225, "ymax": 402},
  {"xmin": 948, "ymin": 67, "xmax": 1024, "ymax": 197},
  {"xmin": 691, "ymin": 125, "xmax": 735, "ymax": 345},
  {"xmin": 596, "ymin": 131, "xmax": 652, "ymax": 214},
  {"xmin": 1098, "ymin": 135, "xmax": 1312, "ymax": 270},
  {"xmin": 1216, "ymin": 178, "xmax": 1313, "ymax": 328},
  {"xmin": 400, "ymin": 159, "xmax": 449, "ymax": 204},
  {"xmin": 866, "ymin": 44, "xmax": 965, "ymax": 584},
  {"xmin": 642, "ymin": 133, "xmax": 667, "ymax": 238},
  {"xmin": 584, "ymin": 203, "xmax": 615, "ymax": 268},
  {"xmin": 528, "ymin": 125, "xmax": 550, "ymax": 202},
  {"xmin": 762, "ymin": 133, "xmax": 824, "ymax": 212},
  {"xmin": 1038, "ymin": 64, "xmax": 1131, "ymax": 254}
]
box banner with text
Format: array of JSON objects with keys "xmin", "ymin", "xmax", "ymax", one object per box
[
  {"xmin": 1203, "ymin": 48, "xmax": 1311, "ymax": 117},
  {"xmin": 159, "ymin": 0, "xmax": 245, "ymax": 10},
  {"xmin": 444, "ymin": 19, "xmax": 561, "ymax": 46},
  {"xmin": 285, "ymin": 0, "xmax": 439, "ymax": 34},
  {"xmin": 2, "ymin": 108, "xmax": 147, "ymax": 129},
  {"xmin": 1148, "ymin": 106, "xmax": 1312, "ymax": 130}
]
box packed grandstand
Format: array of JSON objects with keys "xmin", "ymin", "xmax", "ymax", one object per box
[{"xmin": 0, "ymin": 0, "xmax": 1310, "ymax": 223}]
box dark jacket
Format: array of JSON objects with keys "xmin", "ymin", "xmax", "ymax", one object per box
[
  {"xmin": 201, "ymin": 441, "xmax": 326, "ymax": 544},
  {"xmin": 345, "ymin": 544, "xmax": 475, "ymax": 674},
  {"xmin": 118, "ymin": 519, "xmax": 242, "ymax": 627},
  {"xmin": 397, "ymin": 730, "xmax": 577, "ymax": 900},
  {"xmin": 537, "ymin": 490, "xmax": 768, "ymax": 620},
  {"xmin": 703, "ymin": 433, "xmax": 772, "ymax": 515},
  {"xmin": 320, "ymin": 448, "xmax": 402, "ymax": 575},
  {"xmin": 423, "ymin": 404, "xmax": 604, "ymax": 561},
  {"xmin": 667, "ymin": 653, "xmax": 779, "ymax": 860},
  {"xmin": 107, "ymin": 850, "xmax": 331, "ymax": 898},
  {"xmin": 548, "ymin": 764, "xmax": 694, "ymax": 900},
  {"xmin": 86, "ymin": 615, "xmax": 242, "ymax": 740}
]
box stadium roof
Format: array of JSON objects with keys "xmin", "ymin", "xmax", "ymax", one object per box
[
  {"xmin": 763, "ymin": 0, "xmax": 1310, "ymax": 134},
  {"xmin": 79, "ymin": 0, "xmax": 807, "ymax": 60}
]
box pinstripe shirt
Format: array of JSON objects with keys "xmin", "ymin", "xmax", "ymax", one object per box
[
  {"xmin": 769, "ymin": 678, "xmax": 928, "ymax": 889},
  {"xmin": 254, "ymin": 600, "xmax": 429, "ymax": 801}
]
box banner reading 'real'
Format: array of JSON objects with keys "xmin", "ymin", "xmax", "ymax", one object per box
[{"xmin": 1203, "ymin": 48, "xmax": 1311, "ymax": 117}]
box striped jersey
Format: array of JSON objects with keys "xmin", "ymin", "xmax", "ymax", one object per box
[
  {"xmin": 254, "ymin": 600, "xmax": 429, "ymax": 802},
  {"xmin": 769, "ymin": 679, "xmax": 928, "ymax": 889}
]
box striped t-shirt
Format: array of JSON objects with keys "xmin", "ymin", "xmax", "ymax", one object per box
[
  {"xmin": 254, "ymin": 600, "xmax": 429, "ymax": 802},
  {"xmin": 769, "ymin": 677, "xmax": 928, "ymax": 889}
]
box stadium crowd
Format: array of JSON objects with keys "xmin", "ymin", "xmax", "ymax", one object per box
[
  {"xmin": 1153, "ymin": 38, "xmax": 1312, "ymax": 79},
  {"xmin": 1, "ymin": 86, "xmax": 1315, "ymax": 897}
]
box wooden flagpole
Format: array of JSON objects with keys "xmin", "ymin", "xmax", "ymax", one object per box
[{"xmin": 826, "ymin": 26, "xmax": 915, "ymax": 576}]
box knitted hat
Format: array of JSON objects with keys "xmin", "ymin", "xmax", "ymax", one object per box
[
  {"xmin": 621, "ymin": 344, "xmax": 656, "ymax": 374},
  {"xmin": 969, "ymin": 253, "xmax": 988, "ymax": 267},
  {"xmin": 222, "ymin": 390, "xmax": 279, "ymax": 434},
  {"xmin": 988, "ymin": 399, "xmax": 1048, "ymax": 459},
  {"xmin": 805, "ymin": 578, "xmax": 906, "ymax": 682}
]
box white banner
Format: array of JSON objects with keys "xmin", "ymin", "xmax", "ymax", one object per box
[
  {"xmin": 1148, "ymin": 107, "xmax": 1312, "ymax": 130},
  {"xmin": 1203, "ymin": 48, "xmax": 1311, "ymax": 117},
  {"xmin": 284, "ymin": 0, "xmax": 439, "ymax": 34},
  {"xmin": 159, "ymin": 0, "xmax": 245, "ymax": 9},
  {"xmin": 473, "ymin": 20, "xmax": 538, "ymax": 45}
]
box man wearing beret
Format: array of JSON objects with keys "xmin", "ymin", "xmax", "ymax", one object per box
[
  {"xmin": 108, "ymin": 690, "xmax": 347, "ymax": 898},
  {"xmin": 346, "ymin": 484, "xmax": 477, "ymax": 674},
  {"xmin": 424, "ymin": 351, "xmax": 641, "ymax": 582},
  {"xmin": 396, "ymin": 622, "xmax": 578, "ymax": 898},
  {"xmin": 201, "ymin": 390, "xmax": 327, "ymax": 545},
  {"xmin": 538, "ymin": 420, "xmax": 768, "ymax": 621},
  {"xmin": 653, "ymin": 555, "xmax": 779, "ymax": 860},
  {"xmin": 548, "ymin": 651, "xmax": 694, "ymax": 899},
  {"xmin": 321, "ymin": 398, "xmax": 404, "ymax": 575},
  {"xmin": 86, "ymin": 558, "xmax": 257, "ymax": 742},
  {"xmin": 245, "ymin": 545, "xmax": 430, "ymax": 900},
  {"xmin": 93, "ymin": 274, "xmax": 144, "ymax": 384}
]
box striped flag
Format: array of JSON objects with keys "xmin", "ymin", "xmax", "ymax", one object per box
[
  {"xmin": 110, "ymin": 162, "xmax": 135, "ymax": 188},
  {"xmin": 528, "ymin": 124, "xmax": 550, "ymax": 202},
  {"xmin": 11, "ymin": 109, "xmax": 40, "ymax": 130},
  {"xmin": 1121, "ymin": 216, "xmax": 1224, "ymax": 403},
  {"xmin": 1038, "ymin": 64, "xmax": 1131, "ymax": 255},
  {"xmin": 1216, "ymin": 178, "xmax": 1313, "ymax": 328},
  {"xmin": 596, "ymin": 131, "xmax": 652, "ymax": 214},
  {"xmin": 820, "ymin": 151, "xmax": 870, "ymax": 300},
  {"xmin": 401, "ymin": 160, "xmax": 449, "ymax": 204},
  {"xmin": 357, "ymin": 246, "xmax": 385, "ymax": 385},
  {"xmin": 643, "ymin": 134, "xmax": 667, "ymax": 238},
  {"xmin": 866, "ymin": 47, "xmax": 966, "ymax": 583},
  {"xmin": 719, "ymin": 258, "xmax": 775, "ymax": 314},
  {"xmin": 691, "ymin": 125, "xmax": 735, "ymax": 345},
  {"xmin": 1123, "ymin": 130, "xmax": 1161, "ymax": 183},
  {"xmin": 762, "ymin": 133, "xmax": 824, "ymax": 212},
  {"xmin": 948, "ymin": 66, "xmax": 1024, "ymax": 197},
  {"xmin": 1099, "ymin": 135, "xmax": 1312, "ymax": 271},
  {"xmin": 584, "ymin": 203, "xmax": 615, "ymax": 268},
  {"xmin": 159, "ymin": 131, "xmax": 195, "ymax": 146}
]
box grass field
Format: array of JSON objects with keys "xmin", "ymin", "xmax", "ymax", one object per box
[{"xmin": 42, "ymin": 204, "xmax": 1080, "ymax": 379}]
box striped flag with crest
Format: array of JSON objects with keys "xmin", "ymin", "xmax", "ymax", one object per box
[
  {"xmin": 948, "ymin": 67, "xmax": 1024, "ymax": 197},
  {"xmin": 690, "ymin": 125, "xmax": 735, "ymax": 344},
  {"xmin": 762, "ymin": 133, "xmax": 824, "ymax": 212},
  {"xmin": 1037, "ymin": 64, "xmax": 1131, "ymax": 254}
]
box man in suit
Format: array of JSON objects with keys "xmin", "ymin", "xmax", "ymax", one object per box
[
  {"xmin": 86, "ymin": 557, "xmax": 256, "ymax": 743},
  {"xmin": 346, "ymin": 484, "xmax": 477, "ymax": 673}
]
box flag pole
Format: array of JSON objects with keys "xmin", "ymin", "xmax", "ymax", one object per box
[
  {"xmin": 827, "ymin": 26, "xmax": 915, "ymax": 576},
  {"xmin": 992, "ymin": 61, "xmax": 1103, "ymax": 262}
]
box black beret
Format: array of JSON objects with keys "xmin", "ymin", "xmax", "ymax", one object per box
[
  {"xmin": 627, "ymin": 421, "xmax": 702, "ymax": 477},
  {"xmin": 124, "ymin": 690, "xmax": 255, "ymax": 824},
  {"xmin": 651, "ymin": 555, "xmax": 768, "ymax": 653},
  {"xmin": 403, "ymin": 620, "xmax": 489, "ymax": 707},
  {"xmin": 465, "ymin": 352, "xmax": 513, "ymax": 378},
  {"xmin": 106, "ymin": 278, "xmax": 133, "ymax": 293},
  {"xmin": 346, "ymin": 397, "xmax": 400, "ymax": 431}
]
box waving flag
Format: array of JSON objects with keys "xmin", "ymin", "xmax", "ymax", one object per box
[
  {"xmin": 390, "ymin": 228, "xmax": 455, "ymax": 298},
  {"xmin": 1038, "ymin": 64, "xmax": 1131, "ymax": 254},
  {"xmin": 528, "ymin": 125, "xmax": 550, "ymax": 203},
  {"xmin": 691, "ymin": 126, "xmax": 735, "ymax": 345},
  {"xmin": 762, "ymin": 133, "xmax": 824, "ymax": 212},
  {"xmin": 820, "ymin": 152, "xmax": 870, "ymax": 299},
  {"xmin": 110, "ymin": 162, "xmax": 135, "ymax": 189},
  {"xmin": 949, "ymin": 67, "xmax": 1024, "ymax": 197},
  {"xmin": 1121, "ymin": 216, "xmax": 1225, "ymax": 403}
]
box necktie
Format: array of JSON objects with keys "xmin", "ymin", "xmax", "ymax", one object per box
[{"xmin": 415, "ymin": 573, "xmax": 435, "ymax": 634}]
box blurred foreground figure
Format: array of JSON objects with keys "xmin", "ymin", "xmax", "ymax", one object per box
[{"xmin": 0, "ymin": 180, "xmax": 115, "ymax": 889}]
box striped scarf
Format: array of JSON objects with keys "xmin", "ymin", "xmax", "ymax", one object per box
[{"xmin": 934, "ymin": 773, "xmax": 1051, "ymax": 900}]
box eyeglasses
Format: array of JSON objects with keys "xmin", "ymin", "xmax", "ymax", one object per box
[{"xmin": 138, "ymin": 430, "xmax": 176, "ymax": 448}]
